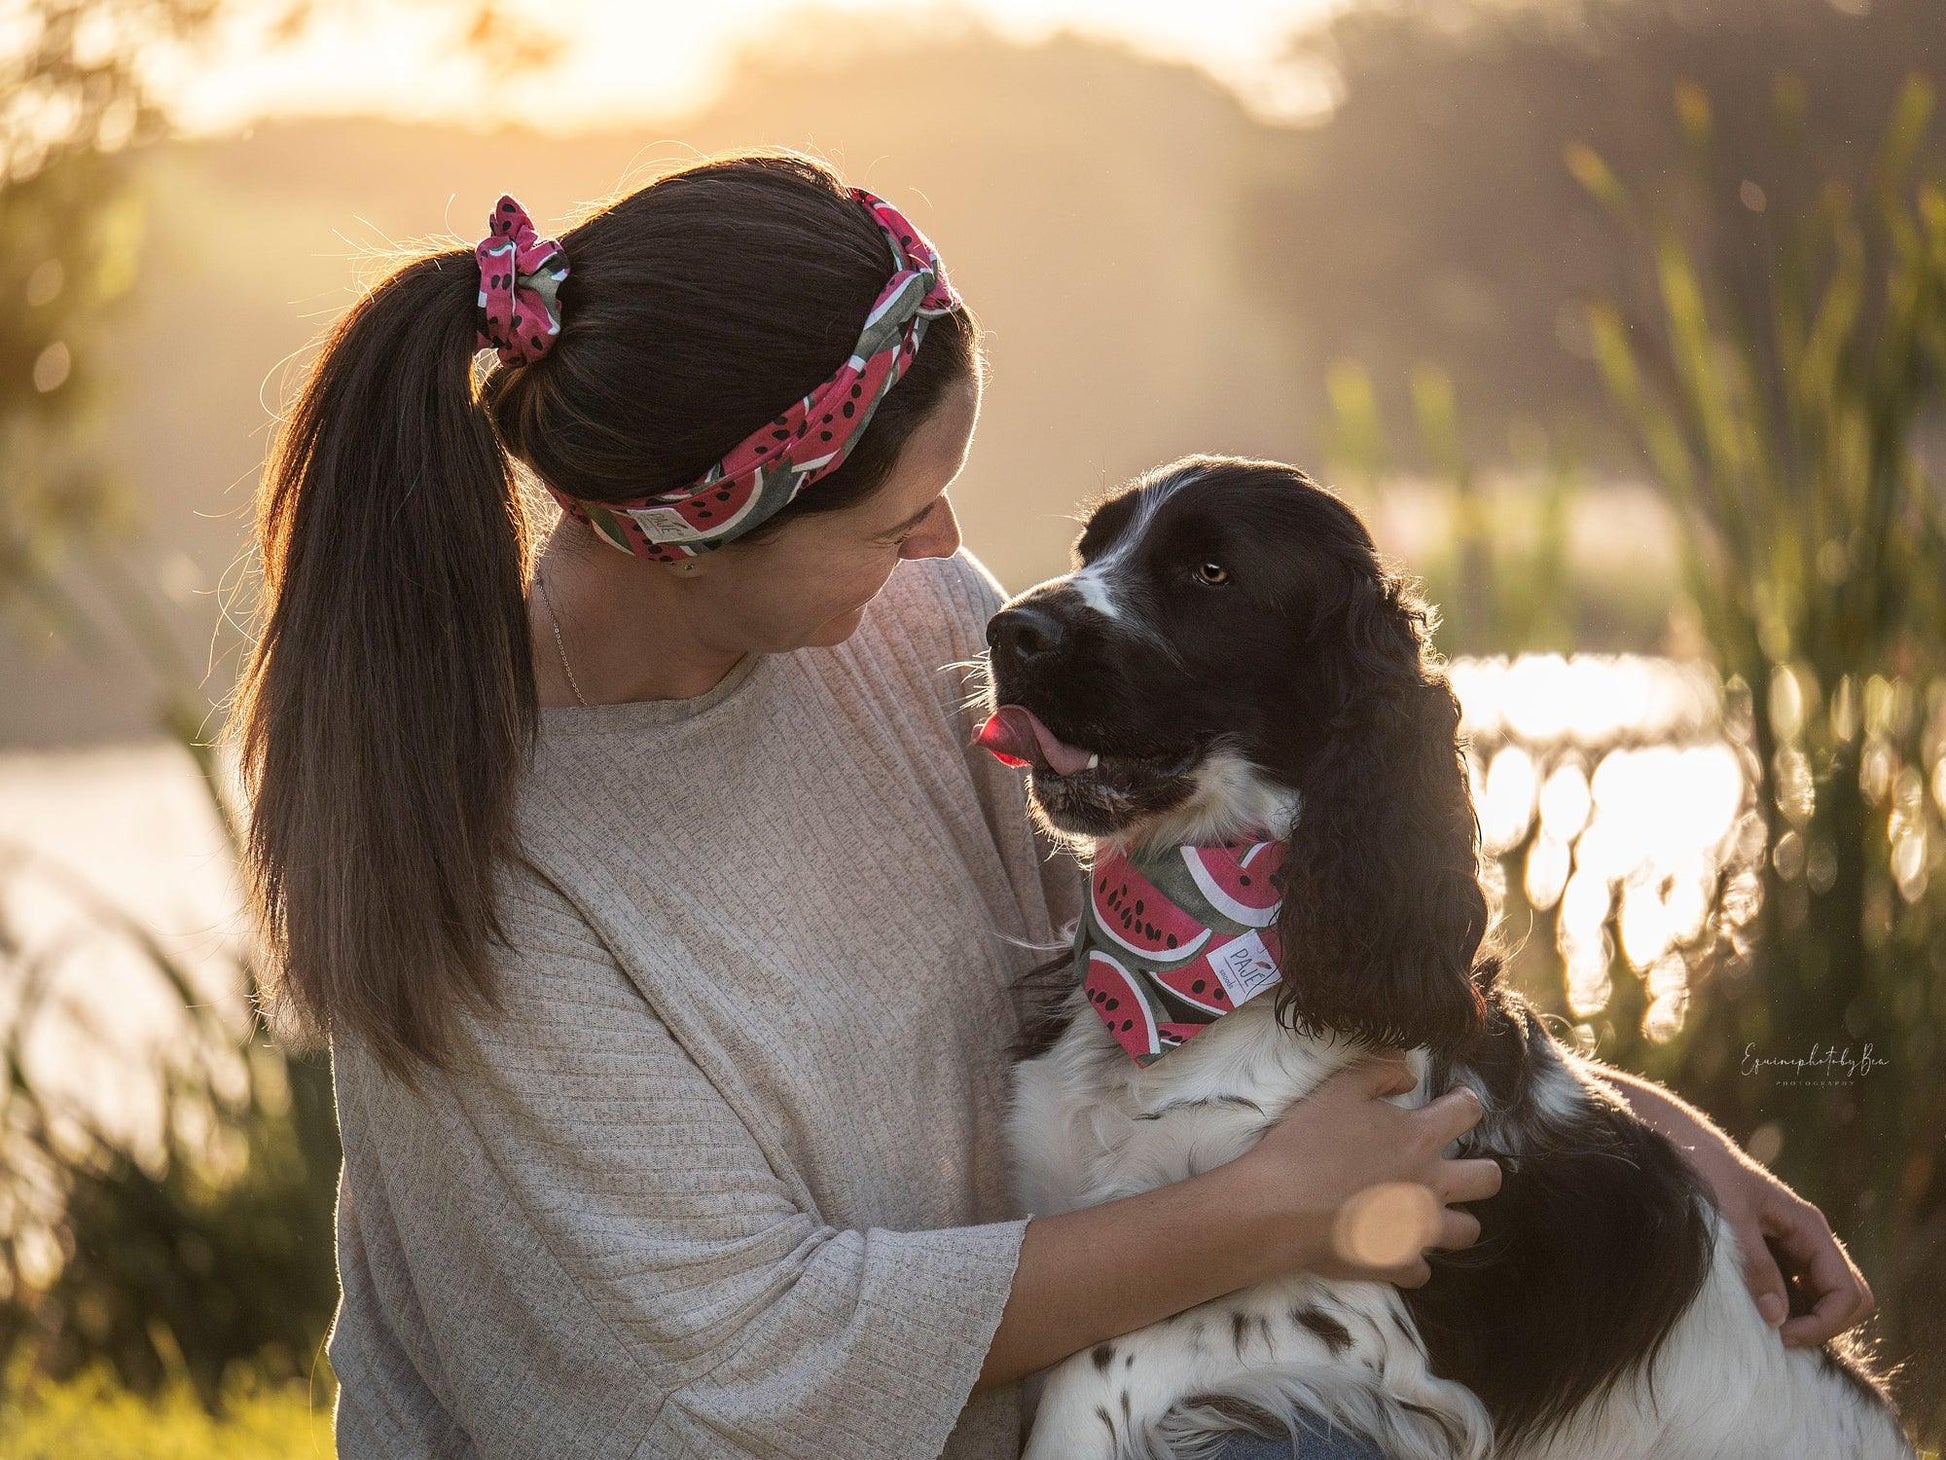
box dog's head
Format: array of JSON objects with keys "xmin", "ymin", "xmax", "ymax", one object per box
[{"xmin": 982, "ymin": 455, "xmax": 1488, "ymax": 1051}]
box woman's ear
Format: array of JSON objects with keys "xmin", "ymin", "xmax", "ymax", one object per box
[{"xmin": 1272, "ymin": 571, "xmax": 1489, "ymax": 1051}]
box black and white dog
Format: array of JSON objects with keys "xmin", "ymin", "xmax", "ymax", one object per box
[{"xmin": 979, "ymin": 457, "xmax": 1911, "ymax": 1459}]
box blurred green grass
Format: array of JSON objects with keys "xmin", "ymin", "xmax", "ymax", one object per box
[{"xmin": 0, "ymin": 1366, "xmax": 332, "ymax": 1459}]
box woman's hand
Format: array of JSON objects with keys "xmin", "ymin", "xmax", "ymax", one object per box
[
  {"xmin": 979, "ymin": 1050, "xmax": 1500, "ymax": 1389},
  {"xmin": 1234, "ymin": 1051, "xmax": 1503, "ymax": 1287},
  {"xmin": 1597, "ymin": 1066, "xmax": 1875, "ymax": 1347},
  {"xmin": 1708, "ymin": 1150, "xmax": 1875, "ymax": 1347}
]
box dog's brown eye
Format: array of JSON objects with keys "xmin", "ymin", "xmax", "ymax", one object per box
[{"xmin": 1195, "ymin": 562, "xmax": 1231, "ymax": 586}]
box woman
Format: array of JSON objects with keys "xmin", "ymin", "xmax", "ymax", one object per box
[{"xmin": 238, "ymin": 153, "xmax": 1872, "ymax": 1459}]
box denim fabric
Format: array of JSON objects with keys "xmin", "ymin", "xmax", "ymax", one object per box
[{"xmin": 1208, "ymin": 1419, "xmax": 1389, "ymax": 1459}]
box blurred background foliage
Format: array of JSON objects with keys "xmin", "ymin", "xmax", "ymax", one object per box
[
  {"xmin": 1, "ymin": 0, "xmax": 208, "ymax": 639},
  {"xmin": 0, "ymin": 0, "xmax": 1941, "ymax": 1451},
  {"xmin": 1322, "ymin": 69, "xmax": 1946, "ymax": 1427},
  {"xmin": 0, "ymin": 0, "xmax": 550, "ymax": 1445},
  {"xmin": 1488, "ymin": 72, "xmax": 1946, "ymax": 1426},
  {"xmin": 0, "ymin": 0, "xmax": 339, "ymax": 1441}
]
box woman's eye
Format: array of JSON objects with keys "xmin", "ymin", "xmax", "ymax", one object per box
[{"xmin": 1194, "ymin": 562, "xmax": 1231, "ymax": 586}]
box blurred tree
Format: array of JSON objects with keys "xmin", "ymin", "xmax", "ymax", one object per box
[
  {"xmin": 1322, "ymin": 358, "xmax": 1586, "ymax": 654},
  {"xmin": 2, "ymin": 0, "xmax": 560, "ymax": 646},
  {"xmin": 1327, "ymin": 59, "xmax": 1946, "ymax": 1439},
  {"xmin": 1574, "ymin": 74, "xmax": 1943, "ymax": 1434},
  {"xmin": 1251, "ymin": 0, "xmax": 1945, "ymax": 467},
  {"xmin": 0, "ymin": 0, "xmax": 560, "ymax": 1414},
  {"xmin": 1, "ymin": 0, "xmax": 210, "ymax": 644}
]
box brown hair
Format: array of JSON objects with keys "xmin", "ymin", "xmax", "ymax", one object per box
[{"xmin": 238, "ymin": 152, "xmax": 978, "ymax": 1077}]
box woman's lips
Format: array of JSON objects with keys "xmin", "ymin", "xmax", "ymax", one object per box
[{"xmin": 973, "ymin": 705, "xmax": 1097, "ymax": 776}]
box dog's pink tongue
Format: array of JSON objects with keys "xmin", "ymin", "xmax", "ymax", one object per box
[{"xmin": 974, "ymin": 706, "xmax": 1094, "ymax": 776}]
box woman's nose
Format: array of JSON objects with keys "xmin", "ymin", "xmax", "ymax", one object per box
[{"xmin": 901, "ymin": 497, "xmax": 961, "ymax": 561}]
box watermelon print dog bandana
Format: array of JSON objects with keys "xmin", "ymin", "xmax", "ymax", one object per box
[
  {"xmin": 1075, "ymin": 833, "xmax": 1289, "ymax": 1065},
  {"xmin": 475, "ymin": 195, "xmax": 569, "ymax": 367},
  {"xmin": 547, "ymin": 187, "xmax": 961, "ymax": 564}
]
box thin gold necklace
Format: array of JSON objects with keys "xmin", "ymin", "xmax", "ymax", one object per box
[{"xmin": 535, "ymin": 568, "xmax": 591, "ymax": 708}]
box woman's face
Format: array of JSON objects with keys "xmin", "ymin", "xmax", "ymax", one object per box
[{"xmin": 681, "ymin": 372, "xmax": 979, "ymax": 654}]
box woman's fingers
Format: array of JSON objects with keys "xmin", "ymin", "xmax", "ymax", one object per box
[
  {"xmin": 1779, "ymin": 1266, "xmax": 1866, "ymax": 1347},
  {"xmin": 1766, "ymin": 1199, "xmax": 1876, "ymax": 1346},
  {"xmin": 1356, "ymin": 1050, "xmax": 1418, "ymax": 1099},
  {"xmin": 1420, "ymin": 1086, "xmax": 1486, "ymax": 1145},
  {"xmin": 1298, "ymin": 1052, "xmax": 1412, "ymax": 1112},
  {"xmin": 1733, "ymin": 1215, "xmax": 1791, "ymax": 1328},
  {"xmin": 1382, "ymin": 1257, "xmax": 1435, "ymax": 1289},
  {"xmin": 1256, "ymin": 1054, "xmax": 1507, "ymax": 1288},
  {"xmin": 1432, "ymin": 1207, "xmax": 1481, "ymax": 1252},
  {"xmin": 1440, "ymin": 1156, "xmax": 1504, "ymax": 1204}
]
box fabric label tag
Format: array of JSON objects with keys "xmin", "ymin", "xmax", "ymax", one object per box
[
  {"xmin": 628, "ymin": 506, "xmax": 711, "ymax": 543},
  {"xmin": 1209, "ymin": 930, "xmax": 1282, "ymax": 1006}
]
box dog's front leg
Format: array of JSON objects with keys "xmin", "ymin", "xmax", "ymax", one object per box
[
  {"xmin": 1023, "ymin": 1277, "xmax": 1495, "ymax": 1460},
  {"xmin": 1022, "ymin": 1313, "xmax": 1260, "ymax": 1460},
  {"xmin": 1023, "ymin": 1345, "xmax": 1130, "ymax": 1460}
]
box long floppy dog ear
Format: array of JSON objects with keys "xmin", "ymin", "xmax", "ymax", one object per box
[{"xmin": 1273, "ymin": 569, "xmax": 1489, "ymax": 1052}]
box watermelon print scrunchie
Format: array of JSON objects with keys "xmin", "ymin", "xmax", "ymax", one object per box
[
  {"xmin": 547, "ymin": 187, "xmax": 962, "ymax": 563},
  {"xmin": 475, "ymin": 195, "xmax": 569, "ymax": 368}
]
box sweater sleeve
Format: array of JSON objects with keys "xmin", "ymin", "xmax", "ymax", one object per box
[{"xmin": 329, "ymin": 873, "xmax": 1028, "ymax": 1460}]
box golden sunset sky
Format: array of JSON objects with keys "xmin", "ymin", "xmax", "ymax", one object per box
[{"xmin": 149, "ymin": 0, "xmax": 1348, "ymax": 133}]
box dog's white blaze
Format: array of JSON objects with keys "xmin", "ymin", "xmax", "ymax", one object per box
[
  {"xmin": 1070, "ymin": 567, "xmax": 1121, "ymax": 622},
  {"xmin": 1066, "ymin": 470, "xmax": 1200, "ymax": 631}
]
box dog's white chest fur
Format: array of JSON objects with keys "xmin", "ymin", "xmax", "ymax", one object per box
[
  {"xmin": 1007, "ymin": 995, "xmax": 1495, "ymax": 1460},
  {"xmin": 1007, "ymin": 991, "xmax": 1915, "ymax": 1460},
  {"xmin": 1013, "ymin": 992, "xmax": 1377, "ymax": 1217}
]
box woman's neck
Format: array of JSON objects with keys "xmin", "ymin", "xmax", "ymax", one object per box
[{"xmin": 527, "ymin": 524, "xmax": 747, "ymax": 708}]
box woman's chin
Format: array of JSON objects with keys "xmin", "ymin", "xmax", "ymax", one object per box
[{"xmin": 803, "ymin": 603, "xmax": 868, "ymax": 646}]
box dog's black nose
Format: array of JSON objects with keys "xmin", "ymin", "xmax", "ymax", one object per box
[{"xmin": 988, "ymin": 603, "xmax": 1066, "ymax": 663}]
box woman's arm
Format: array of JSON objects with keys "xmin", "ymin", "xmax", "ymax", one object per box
[
  {"xmin": 340, "ymin": 878, "xmax": 1491, "ymax": 1456},
  {"xmin": 337, "ymin": 877, "xmax": 1036, "ymax": 1460},
  {"xmin": 1588, "ymin": 1063, "xmax": 1875, "ymax": 1347},
  {"xmin": 976, "ymin": 1054, "xmax": 1503, "ymax": 1389}
]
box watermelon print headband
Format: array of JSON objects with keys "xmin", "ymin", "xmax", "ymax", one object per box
[
  {"xmin": 475, "ymin": 195, "xmax": 569, "ymax": 367},
  {"xmin": 545, "ymin": 187, "xmax": 962, "ymax": 563}
]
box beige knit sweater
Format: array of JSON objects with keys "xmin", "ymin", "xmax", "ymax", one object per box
[{"xmin": 327, "ymin": 548, "xmax": 1085, "ymax": 1460}]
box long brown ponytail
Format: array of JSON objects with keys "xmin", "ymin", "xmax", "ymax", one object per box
[{"xmin": 240, "ymin": 153, "xmax": 977, "ymax": 1077}]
